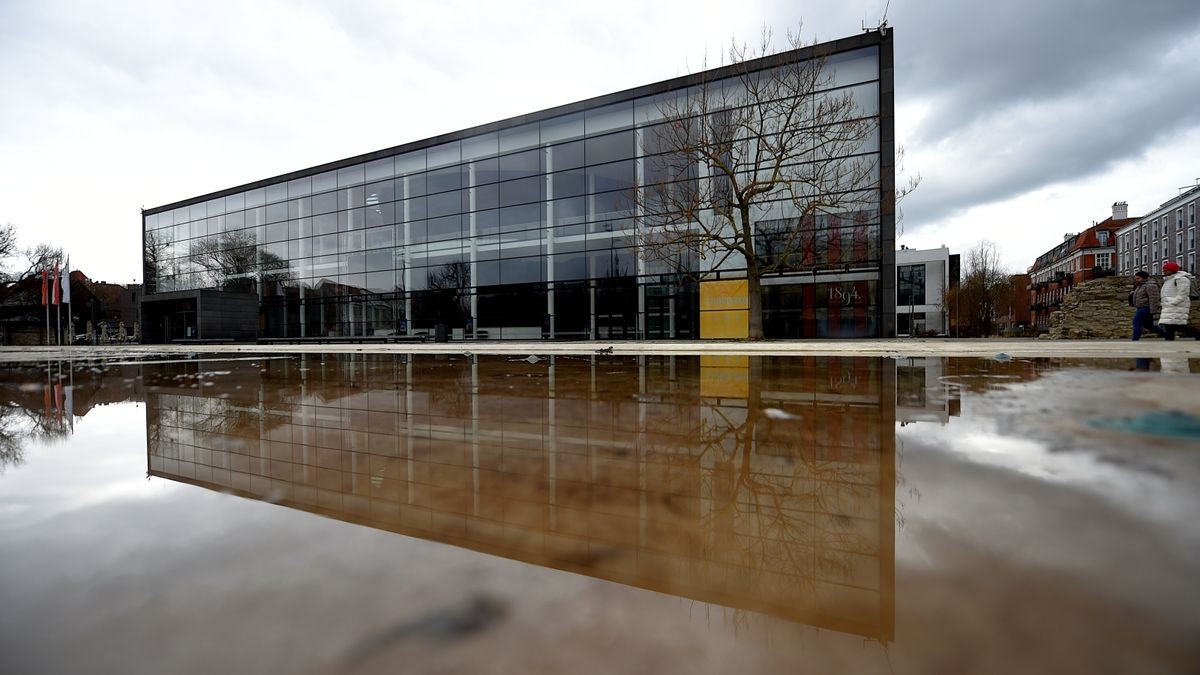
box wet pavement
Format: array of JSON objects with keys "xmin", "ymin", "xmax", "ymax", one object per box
[{"xmin": 0, "ymin": 353, "xmax": 1197, "ymax": 674}]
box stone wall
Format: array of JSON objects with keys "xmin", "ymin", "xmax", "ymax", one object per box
[{"xmin": 1048, "ymin": 275, "xmax": 1200, "ymax": 339}]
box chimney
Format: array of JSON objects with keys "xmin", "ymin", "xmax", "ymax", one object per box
[{"xmin": 1112, "ymin": 201, "xmax": 1128, "ymax": 219}]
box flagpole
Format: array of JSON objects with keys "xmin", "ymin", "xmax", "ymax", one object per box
[
  {"xmin": 53, "ymin": 260, "xmax": 62, "ymax": 346},
  {"xmin": 62, "ymin": 257, "xmax": 72, "ymax": 346},
  {"xmin": 43, "ymin": 268, "xmax": 50, "ymax": 345}
]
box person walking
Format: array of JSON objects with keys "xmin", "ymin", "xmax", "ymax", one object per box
[
  {"xmin": 1159, "ymin": 261, "xmax": 1199, "ymax": 340},
  {"xmin": 1130, "ymin": 271, "xmax": 1165, "ymax": 340}
]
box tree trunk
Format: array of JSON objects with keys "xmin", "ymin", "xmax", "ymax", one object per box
[
  {"xmin": 741, "ymin": 205, "xmax": 765, "ymax": 341},
  {"xmin": 747, "ymin": 270, "xmax": 764, "ymax": 340}
]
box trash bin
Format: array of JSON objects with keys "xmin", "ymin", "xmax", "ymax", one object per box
[{"xmin": 434, "ymin": 323, "xmax": 449, "ymax": 343}]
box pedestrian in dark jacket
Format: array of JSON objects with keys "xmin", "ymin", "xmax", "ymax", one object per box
[{"xmin": 1130, "ymin": 271, "xmax": 1166, "ymax": 340}]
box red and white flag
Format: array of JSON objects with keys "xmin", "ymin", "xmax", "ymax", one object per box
[{"xmin": 51, "ymin": 262, "xmax": 60, "ymax": 306}]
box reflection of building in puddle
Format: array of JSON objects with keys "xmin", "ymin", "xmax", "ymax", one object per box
[
  {"xmin": 895, "ymin": 357, "xmax": 960, "ymax": 425},
  {"xmin": 145, "ymin": 354, "xmax": 895, "ymax": 639}
]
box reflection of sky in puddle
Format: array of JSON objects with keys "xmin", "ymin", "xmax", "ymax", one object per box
[{"xmin": 0, "ymin": 354, "xmax": 1197, "ymax": 674}]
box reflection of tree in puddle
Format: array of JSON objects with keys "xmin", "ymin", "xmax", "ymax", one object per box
[
  {"xmin": 0, "ymin": 362, "xmax": 144, "ymax": 474},
  {"xmin": 637, "ymin": 357, "xmax": 893, "ymax": 635}
]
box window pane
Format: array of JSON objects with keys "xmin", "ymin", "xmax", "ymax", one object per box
[
  {"xmin": 551, "ymin": 169, "xmax": 585, "ymax": 199},
  {"xmin": 472, "ymin": 183, "xmax": 499, "ymax": 211},
  {"xmin": 500, "ymin": 256, "xmax": 542, "ymax": 284},
  {"xmin": 500, "ymin": 204, "xmax": 541, "ymax": 232},
  {"xmin": 366, "ymin": 179, "xmax": 395, "ymax": 205},
  {"xmin": 585, "ymin": 101, "xmax": 633, "ymax": 134},
  {"xmin": 266, "ymin": 202, "xmax": 288, "ymax": 223},
  {"xmin": 337, "ymin": 186, "xmax": 365, "ymax": 210},
  {"xmin": 337, "ymin": 165, "xmax": 366, "ymax": 187},
  {"xmin": 287, "ymin": 177, "xmax": 312, "ymax": 198},
  {"xmin": 499, "ymin": 176, "xmax": 543, "ymax": 207},
  {"xmin": 499, "ymin": 148, "xmax": 541, "ymax": 181},
  {"xmin": 587, "ymin": 160, "xmax": 636, "ymax": 193},
  {"xmin": 549, "ymin": 196, "xmax": 586, "ymax": 227},
  {"xmin": 548, "ymin": 140, "xmax": 584, "ymax": 172},
  {"xmin": 427, "ymin": 214, "xmax": 463, "ymax": 242},
  {"xmin": 541, "ymin": 112, "xmax": 585, "ymax": 143},
  {"xmin": 426, "ymin": 165, "xmax": 463, "ymax": 194},
  {"xmin": 265, "ymin": 183, "xmax": 287, "ymax": 204},
  {"xmin": 365, "ymin": 157, "xmax": 394, "ymax": 182},
  {"xmin": 499, "ymin": 123, "xmax": 539, "ymax": 153},
  {"xmin": 365, "ymin": 202, "xmax": 395, "ymax": 227},
  {"xmin": 245, "ymin": 188, "xmax": 266, "ymax": 208},
  {"xmin": 427, "ymin": 141, "xmax": 461, "ymax": 169},
  {"xmin": 288, "ymin": 198, "xmax": 311, "ymax": 220},
  {"xmin": 314, "ymin": 213, "xmax": 337, "ymax": 235},
  {"xmin": 313, "ymin": 191, "xmax": 338, "ymax": 215},
  {"xmin": 395, "ymin": 150, "xmax": 426, "ymax": 174},
  {"xmin": 427, "ymin": 189, "xmax": 463, "ymax": 218},
  {"xmin": 586, "ymin": 130, "xmax": 634, "ymax": 165},
  {"xmin": 366, "ymin": 225, "xmax": 395, "ymax": 249},
  {"xmin": 470, "ymin": 157, "xmax": 499, "ymax": 185},
  {"xmin": 403, "ymin": 196, "xmax": 427, "ymax": 221},
  {"xmin": 401, "ymin": 173, "xmax": 426, "ymax": 199},
  {"xmin": 553, "ymin": 252, "xmax": 587, "ymax": 280},
  {"xmin": 312, "ymin": 171, "xmax": 337, "ymax": 193},
  {"xmin": 462, "ymin": 132, "xmax": 498, "ymax": 160}
]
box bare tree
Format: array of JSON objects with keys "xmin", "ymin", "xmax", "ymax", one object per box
[
  {"xmin": 0, "ymin": 239, "xmax": 64, "ymax": 285},
  {"xmin": 0, "ymin": 223, "xmax": 19, "ymax": 263},
  {"xmin": 944, "ymin": 241, "xmax": 1011, "ymax": 337},
  {"xmin": 634, "ymin": 28, "xmax": 907, "ymax": 340}
]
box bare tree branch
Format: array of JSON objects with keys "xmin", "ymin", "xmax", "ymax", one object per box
[{"xmin": 632, "ymin": 28, "xmax": 892, "ymax": 339}]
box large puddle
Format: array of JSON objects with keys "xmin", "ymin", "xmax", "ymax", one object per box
[{"xmin": 1, "ymin": 354, "xmax": 1197, "ymax": 674}]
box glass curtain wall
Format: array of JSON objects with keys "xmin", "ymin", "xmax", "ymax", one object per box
[{"xmin": 142, "ymin": 45, "xmax": 883, "ymax": 340}]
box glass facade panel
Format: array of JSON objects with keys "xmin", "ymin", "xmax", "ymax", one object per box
[
  {"xmin": 143, "ymin": 37, "xmax": 888, "ymax": 341},
  {"xmin": 541, "ymin": 111, "xmax": 585, "ymax": 143}
]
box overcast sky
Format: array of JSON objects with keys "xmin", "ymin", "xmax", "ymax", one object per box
[{"xmin": 2, "ymin": 0, "xmax": 1198, "ymax": 283}]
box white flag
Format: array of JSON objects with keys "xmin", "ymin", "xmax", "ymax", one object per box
[{"xmin": 61, "ymin": 257, "xmax": 71, "ymax": 304}]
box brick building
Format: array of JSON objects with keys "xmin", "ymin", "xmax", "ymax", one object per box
[{"xmin": 1027, "ymin": 202, "xmax": 1134, "ymax": 330}]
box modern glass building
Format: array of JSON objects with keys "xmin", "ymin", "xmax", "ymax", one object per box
[{"xmin": 141, "ymin": 30, "xmax": 894, "ymax": 342}]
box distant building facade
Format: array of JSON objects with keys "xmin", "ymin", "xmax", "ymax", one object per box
[
  {"xmin": 995, "ymin": 273, "xmax": 1031, "ymax": 334},
  {"xmin": 1027, "ymin": 202, "xmax": 1133, "ymax": 330},
  {"xmin": 895, "ymin": 246, "xmax": 958, "ymax": 336},
  {"xmin": 1116, "ymin": 184, "xmax": 1199, "ymax": 276},
  {"xmin": 0, "ymin": 271, "xmax": 140, "ymax": 345}
]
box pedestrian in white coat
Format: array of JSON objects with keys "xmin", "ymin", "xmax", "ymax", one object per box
[{"xmin": 1158, "ymin": 261, "xmax": 1199, "ymax": 340}]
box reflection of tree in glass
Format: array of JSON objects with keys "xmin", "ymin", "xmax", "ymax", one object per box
[
  {"xmin": 142, "ymin": 230, "xmax": 170, "ymax": 294},
  {"xmin": 413, "ymin": 261, "xmax": 471, "ymax": 330},
  {"xmin": 188, "ymin": 231, "xmax": 292, "ymax": 292}
]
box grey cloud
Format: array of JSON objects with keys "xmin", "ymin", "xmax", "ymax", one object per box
[{"xmin": 889, "ymin": 0, "xmax": 1200, "ymax": 227}]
